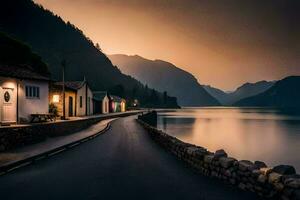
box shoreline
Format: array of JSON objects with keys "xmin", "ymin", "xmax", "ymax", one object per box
[{"xmin": 137, "ymin": 111, "xmax": 300, "ymax": 200}]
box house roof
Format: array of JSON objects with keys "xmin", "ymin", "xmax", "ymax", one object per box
[
  {"xmin": 55, "ymin": 81, "xmax": 85, "ymax": 90},
  {"xmin": 93, "ymin": 91, "xmax": 108, "ymax": 101},
  {"xmin": 0, "ymin": 65, "xmax": 50, "ymax": 81},
  {"xmin": 110, "ymin": 95, "xmax": 125, "ymax": 103}
]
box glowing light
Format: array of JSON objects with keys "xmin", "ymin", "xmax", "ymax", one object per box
[{"xmin": 52, "ymin": 95, "xmax": 60, "ymax": 103}]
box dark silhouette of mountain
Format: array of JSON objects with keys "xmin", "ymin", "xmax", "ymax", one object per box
[
  {"xmin": 108, "ymin": 54, "xmax": 220, "ymax": 106},
  {"xmin": 0, "ymin": 32, "xmax": 49, "ymax": 77},
  {"xmin": 0, "ymin": 0, "xmax": 179, "ymax": 108},
  {"xmin": 204, "ymin": 81, "xmax": 275, "ymax": 105},
  {"xmin": 234, "ymin": 76, "xmax": 300, "ymax": 108},
  {"xmin": 202, "ymin": 85, "xmax": 229, "ymax": 105}
]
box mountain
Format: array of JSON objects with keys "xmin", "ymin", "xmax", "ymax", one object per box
[
  {"xmin": 204, "ymin": 81, "xmax": 275, "ymax": 105},
  {"xmin": 108, "ymin": 54, "xmax": 220, "ymax": 106},
  {"xmin": 0, "ymin": 0, "xmax": 178, "ymax": 108},
  {"xmin": 234, "ymin": 76, "xmax": 300, "ymax": 108},
  {"xmin": 202, "ymin": 85, "xmax": 229, "ymax": 105}
]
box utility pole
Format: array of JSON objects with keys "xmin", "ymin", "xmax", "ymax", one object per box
[{"xmin": 61, "ymin": 60, "xmax": 66, "ymax": 120}]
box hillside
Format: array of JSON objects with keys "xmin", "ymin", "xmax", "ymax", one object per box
[
  {"xmin": 202, "ymin": 85, "xmax": 229, "ymax": 105},
  {"xmin": 0, "ymin": 32, "xmax": 49, "ymax": 77},
  {"xmin": 234, "ymin": 76, "xmax": 300, "ymax": 108},
  {"xmin": 0, "ymin": 0, "xmax": 178, "ymax": 108},
  {"xmin": 204, "ymin": 81, "xmax": 275, "ymax": 105},
  {"xmin": 108, "ymin": 54, "xmax": 220, "ymax": 106}
]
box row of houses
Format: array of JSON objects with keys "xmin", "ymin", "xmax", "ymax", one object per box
[{"xmin": 0, "ymin": 65, "xmax": 126, "ymax": 125}]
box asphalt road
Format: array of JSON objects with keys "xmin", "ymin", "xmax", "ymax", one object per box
[{"xmin": 0, "ymin": 116, "xmax": 263, "ymax": 200}]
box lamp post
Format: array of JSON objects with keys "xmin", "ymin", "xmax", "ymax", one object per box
[{"xmin": 61, "ymin": 60, "xmax": 66, "ymax": 120}]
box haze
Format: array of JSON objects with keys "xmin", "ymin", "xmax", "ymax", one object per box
[{"xmin": 34, "ymin": 0, "xmax": 300, "ymax": 90}]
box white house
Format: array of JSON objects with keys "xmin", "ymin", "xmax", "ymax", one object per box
[
  {"xmin": 0, "ymin": 65, "xmax": 49, "ymax": 124},
  {"xmin": 93, "ymin": 91, "xmax": 110, "ymax": 114}
]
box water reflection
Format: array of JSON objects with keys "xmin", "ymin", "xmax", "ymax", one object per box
[{"xmin": 157, "ymin": 107, "xmax": 300, "ymax": 171}]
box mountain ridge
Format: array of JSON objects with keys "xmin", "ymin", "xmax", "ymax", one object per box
[
  {"xmin": 204, "ymin": 80, "xmax": 275, "ymax": 105},
  {"xmin": 234, "ymin": 76, "xmax": 300, "ymax": 108},
  {"xmin": 109, "ymin": 54, "xmax": 220, "ymax": 106},
  {"xmin": 0, "ymin": 0, "xmax": 179, "ymax": 108}
]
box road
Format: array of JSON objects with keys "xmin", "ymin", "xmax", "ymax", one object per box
[{"xmin": 0, "ymin": 116, "xmax": 263, "ymax": 200}]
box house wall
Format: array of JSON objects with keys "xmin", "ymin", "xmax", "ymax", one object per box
[
  {"xmin": 0, "ymin": 77, "xmax": 18, "ymax": 123},
  {"xmin": 102, "ymin": 95, "xmax": 109, "ymax": 114},
  {"xmin": 18, "ymin": 80, "xmax": 49, "ymax": 122},
  {"xmin": 87, "ymin": 86, "xmax": 93, "ymax": 115},
  {"xmin": 49, "ymin": 88, "xmax": 76, "ymax": 118},
  {"xmin": 76, "ymin": 84, "xmax": 86, "ymax": 116}
]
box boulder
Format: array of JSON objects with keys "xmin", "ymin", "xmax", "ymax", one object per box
[
  {"xmin": 238, "ymin": 182, "xmax": 246, "ymax": 190},
  {"xmin": 214, "ymin": 149, "xmax": 228, "ymax": 159},
  {"xmin": 238, "ymin": 160, "xmax": 255, "ymax": 171},
  {"xmin": 273, "ymin": 182, "xmax": 284, "ymax": 191},
  {"xmin": 219, "ymin": 157, "xmax": 237, "ymax": 168},
  {"xmin": 186, "ymin": 146, "xmax": 200, "ymax": 155},
  {"xmin": 284, "ymin": 176, "xmax": 300, "ymax": 189},
  {"xmin": 260, "ymin": 167, "xmax": 273, "ymax": 175},
  {"xmin": 254, "ymin": 161, "xmax": 267, "ymax": 169},
  {"xmin": 257, "ymin": 174, "xmax": 267, "ymax": 183},
  {"xmin": 204, "ymin": 155, "xmax": 214, "ymax": 164},
  {"xmin": 268, "ymin": 172, "xmax": 282, "ymax": 184},
  {"xmin": 273, "ymin": 165, "xmax": 296, "ymax": 175}
]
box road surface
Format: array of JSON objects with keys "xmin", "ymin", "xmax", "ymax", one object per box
[{"xmin": 0, "ymin": 116, "xmax": 263, "ymax": 200}]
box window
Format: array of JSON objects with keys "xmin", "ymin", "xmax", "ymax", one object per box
[
  {"xmin": 52, "ymin": 95, "xmax": 60, "ymax": 103},
  {"xmin": 80, "ymin": 96, "xmax": 83, "ymax": 108},
  {"xmin": 25, "ymin": 86, "xmax": 40, "ymax": 98}
]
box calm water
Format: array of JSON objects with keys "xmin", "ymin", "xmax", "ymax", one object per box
[{"xmin": 157, "ymin": 107, "xmax": 300, "ymax": 171}]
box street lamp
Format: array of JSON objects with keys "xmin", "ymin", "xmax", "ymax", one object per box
[{"xmin": 61, "ymin": 60, "xmax": 66, "ymax": 120}]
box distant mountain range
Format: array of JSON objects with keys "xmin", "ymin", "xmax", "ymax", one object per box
[
  {"xmin": 203, "ymin": 81, "xmax": 275, "ymax": 105},
  {"xmin": 108, "ymin": 54, "xmax": 220, "ymax": 106},
  {"xmin": 0, "ymin": 0, "xmax": 179, "ymax": 108},
  {"xmin": 234, "ymin": 76, "xmax": 300, "ymax": 108}
]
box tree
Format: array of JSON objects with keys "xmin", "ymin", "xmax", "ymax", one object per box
[
  {"xmin": 163, "ymin": 91, "xmax": 168, "ymax": 104},
  {"xmin": 95, "ymin": 43, "xmax": 102, "ymax": 52}
]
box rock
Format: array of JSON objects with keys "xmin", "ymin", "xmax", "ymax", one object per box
[
  {"xmin": 258, "ymin": 174, "xmax": 267, "ymax": 183},
  {"xmin": 238, "ymin": 160, "xmax": 255, "ymax": 171},
  {"xmin": 284, "ymin": 177, "xmax": 300, "ymax": 189},
  {"xmin": 186, "ymin": 146, "xmax": 200, "ymax": 155},
  {"xmin": 273, "ymin": 165, "xmax": 296, "ymax": 175},
  {"xmin": 260, "ymin": 167, "xmax": 273, "ymax": 175},
  {"xmin": 268, "ymin": 172, "xmax": 282, "ymax": 184},
  {"xmin": 204, "ymin": 155, "xmax": 214, "ymax": 164},
  {"xmin": 194, "ymin": 148, "xmax": 208, "ymax": 159},
  {"xmin": 254, "ymin": 161, "xmax": 267, "ymax": 169},
  {"xmin": 273, "ymin": 182, "xmax": 284, "ymax": 191},
  {"xmin": 214, "ymin": 149, "xmax": 228, "ymax": 159},
  {"xmin": 252, "ymin": 169, "xmax": 261, "ymax": 178},
  {"xmin": 238, "ymin": 183, "xmax": 246, "ymax": 190},
  {"xmin": 224, "ymin": 169, "xmax": 232, "ymax": 177},
  {"xmin": 219, "ymin": 157, "xmax": 236, "ymax": 168}
]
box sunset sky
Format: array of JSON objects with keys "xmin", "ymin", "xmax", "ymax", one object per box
[{"xmin": 34, "ymin": 0, "xmax": 299, "ymax": 90}]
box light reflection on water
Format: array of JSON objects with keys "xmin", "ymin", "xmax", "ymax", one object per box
[{"xmin": 157, "ymin": 107, "xmax": 300, "ymax": 171}]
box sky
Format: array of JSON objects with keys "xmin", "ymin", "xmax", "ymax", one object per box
[{"xmin": 34, "ymin": 0, "xmax": 300, "ymax": 91}]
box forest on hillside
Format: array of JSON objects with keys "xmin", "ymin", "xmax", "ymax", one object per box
[{"xmin": 0, "ymin": 0, "xmax": 179, "ymax": 108}]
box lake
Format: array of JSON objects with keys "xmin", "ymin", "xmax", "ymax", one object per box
[{"xmin": 157, "ymin": 107, "xmax": 300, "ymax": 172}]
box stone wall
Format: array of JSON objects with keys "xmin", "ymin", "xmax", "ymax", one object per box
[
  {"xmin": 137, "ymin": 113, "xmax": 300, "ymax": 200},
  {"xmin": 0, "ymin": 111, "xmax": 139, "ymax": 152}
]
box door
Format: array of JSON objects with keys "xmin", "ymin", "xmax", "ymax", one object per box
[
  {"xmin": 2, "ymin": 88, "xmax": 16, "ymax": 123},
  {"xmin": 69, "ymin": 96, "xmax": 73, "ymax": 117}
]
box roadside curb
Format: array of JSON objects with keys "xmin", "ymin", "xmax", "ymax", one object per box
[{"xmin": 0, "ymin": 121, "xmax": 112, "ymax": 176}]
